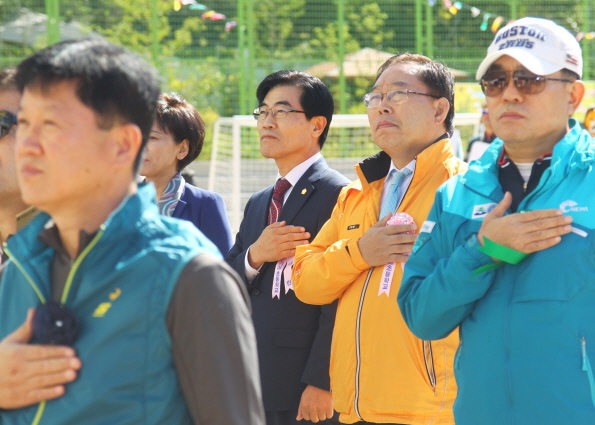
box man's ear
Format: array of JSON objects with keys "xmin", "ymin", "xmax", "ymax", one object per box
[
  {"xmin": 434, "ymin": 98, "xmax": 450, "ymax": 125},
  {"xmin": 177, "ymin": 139, "xmax": 190, "ymax": 161},
  {"xmin": 310, "ymin": 116, "xmax": 327, "ymax": 138},
  {"xmin": 113, "ymin": 123, "xmax": 142, "ymax": 167},
  {"xmin": 568, "ymin": 80, "xmax": 585, "ymax": 116}
]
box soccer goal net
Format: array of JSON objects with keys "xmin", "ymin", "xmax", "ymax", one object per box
[{"xmin": 208, "ymin": 113, "xmax": 479, "ymax": 232}]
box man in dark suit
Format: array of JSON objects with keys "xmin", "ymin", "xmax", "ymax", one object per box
[{"xmin": 226, "ymin": 70, "xmax": 349, "ymax": 425}]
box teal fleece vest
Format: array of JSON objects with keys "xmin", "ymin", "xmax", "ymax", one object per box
[{"xmin": 0, "ymin": 185, "xmax": 221, "ymax": 425}]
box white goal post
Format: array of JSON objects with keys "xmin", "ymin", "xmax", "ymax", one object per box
[{"xmin": 209, "ymin": 113, "xmax": 480, "ymax": 233}]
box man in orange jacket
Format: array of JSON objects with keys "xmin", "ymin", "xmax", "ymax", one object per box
[{"xmin": 293, "ymin": 53, "xmax": 466, "ymax": 425}]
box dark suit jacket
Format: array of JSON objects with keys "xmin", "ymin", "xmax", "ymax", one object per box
[
  {"xmin": 226, "ymin": 157, "xmax": 350, "ymax": 412},
  {"xmin": 173, "ymin": 183, "xmax": 233, "ymax": 257}
]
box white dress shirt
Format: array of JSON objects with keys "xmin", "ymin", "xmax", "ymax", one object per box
[{"xmin": 244, "ymin": 152, "xmax": 323, "ymax": 280}]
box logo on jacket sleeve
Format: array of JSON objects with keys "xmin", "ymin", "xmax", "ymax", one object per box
[
  {"xmin": 420, "ymin": 221, "xmax": 436, "ymax": 233},
  {"xmin": 472, "ymin": 203, "xmax": 497, "ymax": 219},
  {"xmin": 560, "ymin": 200, "xmax": 588, "ymax": 213}
]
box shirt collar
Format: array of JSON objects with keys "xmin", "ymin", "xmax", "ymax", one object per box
[
  {"xmin": 276, "ymin": 152, "xmax": 322, "ymax": 186},
  {"xmin": 386, "ymin": 158, "xmax": 416, "ymax": 179},
  {"xmin": 37, "ymin": 219, "xmax": 98, "ymax": 258}
]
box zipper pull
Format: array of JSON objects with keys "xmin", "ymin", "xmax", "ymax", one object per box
[
  {"xmin": 582, "ymin": 337, "xmax": 588, "ymax": 371},
  {"xmin": 523, "ymin": 181, "xmax": 528, "ymax": 193}
]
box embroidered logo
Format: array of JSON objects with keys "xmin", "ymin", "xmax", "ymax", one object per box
[
  {"xmin": 560, "ymin": 200, "xmax": 588, "ymax": 213},
  {"xmin": 92, "ymin": 288, "xmax": 122, "ymax": 317},
  {"xmin": 566, "ymin": 54, "xmax": 579, "ymax": 66},
  {"xmin": 472, "ymin": 203, "xmax": 497, "ymax": 219},
  {"xmin": 347, "ymin": 224, "xmax": 360, "ymax": 230},
  {"xmin": 420, "ymin": 221, "xmax": 436, "ymax": 233}
]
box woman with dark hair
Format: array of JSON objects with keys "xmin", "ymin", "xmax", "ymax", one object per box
[{"xmin": 141, "ymin": 92, "xmax": 232, "ymax": 256}]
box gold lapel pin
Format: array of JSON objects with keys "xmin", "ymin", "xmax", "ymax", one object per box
[{"xmin": 301, "ymin": 189, "xmax": 307, "ymax": 195}]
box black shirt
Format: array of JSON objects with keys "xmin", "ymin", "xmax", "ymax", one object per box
[{"xmin": 497, "ymin": 150, "xmax": 552, "ymax": 213}]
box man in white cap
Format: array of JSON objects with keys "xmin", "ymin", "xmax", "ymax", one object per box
[{"xmin": 399, "ymin": 17, "xmax": 595, "ymax": 425}]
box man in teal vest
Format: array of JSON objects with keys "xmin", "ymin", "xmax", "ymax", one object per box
[{"xmin": 0, "ymin": 39, "xmax": 264, "ymax": 424}]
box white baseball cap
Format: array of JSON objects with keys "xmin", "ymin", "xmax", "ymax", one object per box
[{"xmin": 476, "ymin": 17, "xmax": 582, "ymax": 80}]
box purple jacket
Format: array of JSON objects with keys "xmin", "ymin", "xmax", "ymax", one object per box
[{"xmin": 173, "ymin": 183, "xmax": 233, "ymax": 257}]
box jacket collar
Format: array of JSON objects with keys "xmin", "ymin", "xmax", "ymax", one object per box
[
  {"xmin": 278, "ymin": 156, "xmax": 329, "ymax": 225},
  {"xmin": 462, "ymin": 119, "xmax": 594, "ymax": 201},
  {"xmin": 6, "ymin": 184, "xmax": 159, "ymax": 260},
  {"xmin": 355, "ymin": 133, "xmax": 454, "ymax": 189}
]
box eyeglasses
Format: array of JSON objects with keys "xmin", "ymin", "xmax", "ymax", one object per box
[
  {"xmin": 252, "ymin": 107, "xmax": 305, "ymax": 121},
  {"xmin": 479, "ymin": 70, "xmax": 575, "ymax": 97},
  {"xmin": 0, "ymin": 110, "xmax": 16, "ymax": 138},
  {"xmin": 363, "ymin": 89, "xmax": 440, "ymax": 108}
]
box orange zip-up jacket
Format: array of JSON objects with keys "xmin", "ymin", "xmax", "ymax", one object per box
[{"xmin": 293, "ymin": 139, "xmax": 467, "ymax": 424}]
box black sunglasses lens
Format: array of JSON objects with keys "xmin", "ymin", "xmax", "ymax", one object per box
[
  {"xmin": 481, "ymin": 71, "xmax": 545, "ymax": 96},
  {"xmin": 0, "ymin": 111, "xmax": 16, "ymax": 137},
  {"xmin": 513, "ymin": 74, "xmax": 545, "ymax": 95},
  {"xmin": 481, "ymin": 73, "xmax": 507, "ymax": 96}
]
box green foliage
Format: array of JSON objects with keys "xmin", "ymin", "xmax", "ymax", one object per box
[
  {"xmin": 253, "ymin": 0, "xmax": 305, "ymax": 57},
  {"xmin": 296, "ymin": 23, "xmax": 360, "ymax": 60},
  {"xmin": 348, "ymin": 3, "xmax": 393, "ymax": 49},
  {"xmin": 1, "ymin": 0, "xmax": 593, "ymax": 138}
]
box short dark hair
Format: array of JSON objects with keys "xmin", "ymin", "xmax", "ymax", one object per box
[
  {"xmin": 16, "ymin": 39, "xmax": 160, "ymax": 172},
  {"xmin": 256, "ymin": 70, "xmax": 334, "ymax": 148},
  {"xmin": 155, "ymin": 92, "xmax": 205, "ymax": 172},
  {"xmin": 561, "ymin": 68, "xmax": 580, "ymax": 81},
  {"xmin": 0, "ymin": 67, "xmax": 17, "ymax": 92},
  {"xmin": 376, "ymin": 53, "xmax": 455, "ymax": 131}
]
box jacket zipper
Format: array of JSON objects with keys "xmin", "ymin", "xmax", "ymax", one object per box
[
  {"xmin": 504, "ymin": 274, "xmax": 515, "ymax": 424},
  {"xmin": 581, "ymin": 337, "xmax": 595, "ymax": 408},
  {"xmin": 354, "ymin": 267, "xmax": 374, "ymax": 420},
  {"xmin": 454, "ymin": 338, "xmax": 462, "ymax": 369},
  {"xmin": 423, "ymin": 340, "xmax": 437, "ymax": 395},
  {"xmin": 353, "ymin": 171, "xmax": 414, "ymax": 419},
  {"xmin": 4, "ymin": 226, "xmax": 105, "ymax": 425}
]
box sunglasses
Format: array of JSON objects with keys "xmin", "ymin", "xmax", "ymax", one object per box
[
  {"xmin": 479, "ymin": 70, "xmax": 575, "ymax": 97},
  {"xmin": 0, "ymin": 110, "xmax": 17, "ymax": 138}
]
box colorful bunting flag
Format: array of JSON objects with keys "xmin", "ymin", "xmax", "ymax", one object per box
[
  {"xmin": 172, "ymin": 1, "xmax": 238, "ymax": 31},
  {"xmin": 432, "ymin": 0, "xmax": 594, "ymax": 41},
  {"xmin": 491, "ymin": 16, "xmax": 504, "ymax": 33},
  {"xmin": 480, "ymin": 13, "xmax": 491, "ymax": 31}
]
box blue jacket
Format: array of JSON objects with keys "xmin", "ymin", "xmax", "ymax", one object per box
[
  {"xmin": 172, "ymin": 183, "xmax": 233, "ymax": 257},
  {"xmin": 0, "ymin": 184, "xmax": 220, "ymax": 425},
  {"xmin": 399, "ymin": 119, "xmax": 595, "ymax": 425}
]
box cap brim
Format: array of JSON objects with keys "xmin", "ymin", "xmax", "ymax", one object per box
[{"xmin": 475, "ymin": 49, "xmax": 562, "ymax": 80}]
